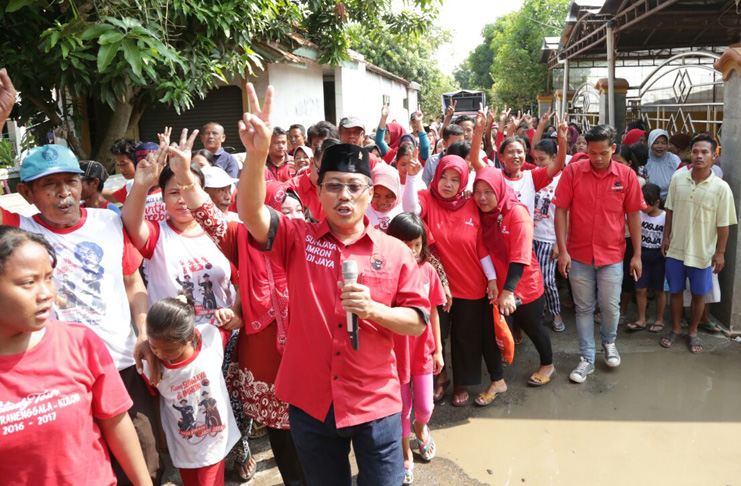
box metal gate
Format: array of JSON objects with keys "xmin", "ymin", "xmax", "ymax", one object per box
[
  {"xmin": 626, "ymin": 51, "xmax": 723, "ymax": 139},
  {"xmin": 568, "ymin": 82, "xmax": 600, "ymax": 132}
]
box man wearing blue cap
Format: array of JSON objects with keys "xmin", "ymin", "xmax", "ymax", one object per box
[{"xmin": 0, "ymin": 142, "xmax": 165, "ymax": 486}]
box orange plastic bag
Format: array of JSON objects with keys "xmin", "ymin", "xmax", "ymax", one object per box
[{"xmin": 493, "ymin": 305, "xmax": 515, "ymax": 364}]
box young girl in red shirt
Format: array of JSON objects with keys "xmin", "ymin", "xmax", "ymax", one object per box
[{"xmin": 387, "ymin": 213, "xmax": 446, "ymax": 485}]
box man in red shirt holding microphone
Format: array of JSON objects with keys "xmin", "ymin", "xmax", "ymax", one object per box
[{"xmin": 237, "ymin": 83, "xmax": 430, "ymax": 486}]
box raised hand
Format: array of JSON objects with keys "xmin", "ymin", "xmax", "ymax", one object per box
[
  {"xmin": 134, "ymin": 141, "xmax": 168, "ymax": 188},
  {"xmin": 523, "ymin": 111, "xmax": 534, "ymax": 128},
  {"xmin": 555, "ymin": 113, "xmax": 569, "ymax": 143},
  {"xmin": 476, "ymin": 103, "xmax": 488, "ymax": 127},
  {"xmin": 445, "ymin": 100, "xmax": 457, "ymax": 119},
  {"xmin": 406, "ymin": 148, "xmax": 422, "ymax": 176},
  {"xmin": 487, "ymin": 105, "xmax": 497, "ymax": 125},
  {"xmin": 411, "ymin": 108, "xmax": 424, "ymax": 132},
  {"xmin": 499, "ymin": 105, "xmax": 511, "ymax": 127},
  {"xmin": 238, "ymin": 83, "xmax": 273, "ymax": 157},
  {"xmin": 540, "ymin": 107, "xmax": 554, "ymax": 125},
  {"xmin": 381, "ymin": 102, "xmax": 390, "ymax": 120},
  {"xmin": 0, "ymin": 69, "xmax": 17, "ymax": 126},
  {"xmin": 168, "ymin": 128, "xmax": 200, "ymax": 180},
  {"xmin": 157, "ymin": 126, "xmax": 172, "ymax": 147}
]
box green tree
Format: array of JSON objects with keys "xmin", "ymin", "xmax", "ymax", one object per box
[
  {"xmin": 0, "ymin": 0, "xmax": 441, "ymax": 165},
  {"xmin": 455, "ymin": 0, "xmax": 569, "ymax": 110},
  {"xmin": 348, "ymin": 23, "xmax": 457, "ymax": 118}
]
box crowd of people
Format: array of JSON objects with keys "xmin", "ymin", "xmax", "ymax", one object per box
[{"xmin": 0, "ymin": 64, "xmax": 737, "ymax": 486}]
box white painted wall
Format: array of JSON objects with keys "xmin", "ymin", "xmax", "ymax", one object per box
[{"xmin": 266, "ymin": 63, "xmax": 325, "ymax": 130}]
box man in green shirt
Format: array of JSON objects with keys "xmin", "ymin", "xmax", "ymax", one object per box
[{"xmin": 661, "ymin": 134, "xmax": 737, "ymax": 353}]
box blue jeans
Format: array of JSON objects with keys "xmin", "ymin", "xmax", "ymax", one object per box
[
  {"xmin": 289, "ymin": 405, "xmax": 403, "ymax": 486},
  {"xmin": 569, "ymin": 260, "xmax": 623, "ymax": 363}
]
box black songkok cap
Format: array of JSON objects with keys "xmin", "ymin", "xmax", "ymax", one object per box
[{"xmin": 318, "ymin": 143, "xmax": 371, "ymax": 180}]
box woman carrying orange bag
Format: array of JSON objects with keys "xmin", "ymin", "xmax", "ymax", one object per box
[{"xmin": 473, "ymin": 167, "xmax": 555, "ymax": 388}]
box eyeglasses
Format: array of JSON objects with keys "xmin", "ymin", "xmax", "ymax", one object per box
[{"xmin": 319, "ymin": 182, "xmax": 371, "ymax": 195}]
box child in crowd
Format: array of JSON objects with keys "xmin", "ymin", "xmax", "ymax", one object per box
[
  {"xmin": 627, "ymin": 183, "xmax": 667, "ymax": 333},
  {"xmin": 143, "ymin": 297, "xmax": 240, "ymax": 486},
  {"xmin": 367, "ymin": 162, "xmax": 403, "ymax": 231},
  {"xmin": 387, "ymin": 213, "xmax": 446, "ymax": 485},
  {"xmin": 531, "ymin": 139, "xmax": 565, "ymax": 331}
]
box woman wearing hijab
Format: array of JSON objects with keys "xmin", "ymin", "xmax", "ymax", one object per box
[
  {"xmin": 367, "ymin": 162, "xmax": 404, "ymax": 231},
  {"xmin": 474, "ymin": 167, "xmax": 556, "ymax": 387},
  {"xmin": 403, "ymin": 155, "xmax": 501, "ymax": 407},
  {"xmin": 645, "ymin": 129, "xmax": 681, "ymax": 200}
]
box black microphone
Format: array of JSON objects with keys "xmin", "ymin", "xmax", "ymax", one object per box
[{"xmin": 342, "ymin": 260, "xmax": 360, "ymax": 351}]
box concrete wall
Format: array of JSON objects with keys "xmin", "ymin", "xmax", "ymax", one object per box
[
  {"xmin": 265, "ymin": 63, "xmax": 325, "ymax": 130},
  {"xmin": 335, "ymin": 62, "xmax": 416, "ymax": 133}
]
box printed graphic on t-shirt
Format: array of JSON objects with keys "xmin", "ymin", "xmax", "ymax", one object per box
[
  {"xmin": 375, "ymin": 216, "xmax": 391, "ymax": 231},
  {"xmin": 641, "ymin": 214, "xmax": 665, "ymax": 249},
  {"xmin": 52, "ymin": 241, "xmax": 107, "ymax": 323},
  {"xmin": 534, "ymin": 186, "xmax": 555, "ymax": 223},
  {"xmin": 176, "ymin": 257, "xmax": 219, "ymax": 318},
  {"xmin": 0, "ymin": 389, "xmax": 81, "ymax": 436},
  {"xmin": 169, "ymin": 373, "xmax": 225, "ymax": 442},
  {"xmin": 305, "ymin": 235, "xmax": 337, "ymax": 269}
]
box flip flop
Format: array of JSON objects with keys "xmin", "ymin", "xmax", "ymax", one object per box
[
  {"xmin": 698, "ymin": 322, "xmax": 722, "ymax": 334},
  {"xmin": 416, "ymin": 425, "xmax": 436, "ymax": 462},
  {"xmin": 527, "ymin": 371, "xmax": 553, "ymax": 387},
  {"xmin": 688, "ymin": 335, "xmax": 704, "ymax": 354},
  {"xmin": 660, "ymin": 330, "xmax": 680, "ymax": 348},
  {"xmin": 403, "ymin": 463, "xmax": 414, "ymax": 485},
  {"xmin": 552, "ymin": 319, "xmax": 566, "ymax": 332},
  {"xmin": 452, "ymin": 390, "xmax": 469, "ymax": 407},
  {"xmin": 474, "ymin": 390, "xmax": 502, "ymax": 407},
  {"xmin": 236, "ymin": 447, "xmax": 256, "ymax": 482},
  {"xmin": 648, "ymin": 323, "xmax": 665, "ymax": 333},
  {"xmin": 433, "ymin": 378, "xmax": 450, "ymax": 402},
  {"xmin": 626, "ymin": 322, "xmax": 647, "ymax": 332}
]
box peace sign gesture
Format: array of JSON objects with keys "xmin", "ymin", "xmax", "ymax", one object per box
[
  {"xmin": 168, "ymin": 128, "xmax": 200, "ymax": 181},
  {"xmin": 157, "ymin": 126, "xmax": 172, "ymax": 147},
  {"xmin": 476, "ymin": 103, "xmax": 489, "ymax": 127},
  {"xmin": 540, "ymin": 107, "xmax": 554, "ymax": 125},
  {"xmin": 239, "ymin": 83, "xmax": 273, "ymax": 156},
  {"xmin": 555, "ymin": 112, "xmax": 569, "ymax": 143},
  {"xmin": 134, "ymin": 141, "xmax": 168, "ymax": 189}
]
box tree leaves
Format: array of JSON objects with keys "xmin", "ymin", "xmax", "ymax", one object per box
[{"xmin": 97, "ymin": 42, "xmax": 120, "ymax": 72}]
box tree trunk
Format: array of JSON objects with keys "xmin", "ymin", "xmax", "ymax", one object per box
[
  {"xmin": 92, "ymin": 98, "xmax": 135, "ymax": 171},
  {"xmin": 127, "ymin": 98, "xmax": 147, "ymax": 135}
]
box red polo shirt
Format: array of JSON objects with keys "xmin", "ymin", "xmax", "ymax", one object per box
[
  {"xmin": 284, "ymin": 172, "xmax": 326, "ymax": 221},
  {"xmin": 553, "ymin": 159, "xmax": 646, "ymax": 266},
  {"xmin": 264, "ymin": 160, "xmax": 296, "ymax": 183},
  {"xmin": 489, "ymin": 206, "xmax": 544, "ymax": 305},
  {"xmin": 255, "ymin": 210, "xmax": 430, "ymax": 428}
]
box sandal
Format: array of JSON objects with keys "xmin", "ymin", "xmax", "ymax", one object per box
[
  {"xmin": 698, "ymin": 322, "xmax": 722, "ymax": 334},
  {"xmin": 236, "ymin": 447, "xmax": 256, "ymax": 482},
  {"xmin": 648, "ymin": 323, "xmax": 665, "ymax": 333},
  {"xmin": 474, "ymin": 390, "xmax": 502, "ymax": 407},
  {"xmin": 527, "ymin": 371, "xmax": 553, "ymax": 387},
  {"xmin": 660, "ymin": 330, "xmax": 680, "ymax": 348},
  {"xmin": 452, "ymin": 390, "xmax": 469, "ymax": 407},
  {"xmin": 552, "ymin": 319, "xmax": 565, "ymax": 332},
  {"xmin": 403, "ymin": 463, "xmax": 414, "ymax": 485},
  {"xmin": 248, "ymin": 420, "xmax": 268, "ymax": 439},
  {"xmin": 626, "ymin": 322, "xmax": 647, "ymax": 332},
  {"xmin": 688, "ymin": 335, "xmax": 704, "ymax": 354},
  {"xmin": 416, "ymin": 425, "xmax": 436, "ymax": 462},
  {"xmin": 619, "ymin": 315, "xmax": 629, "ymax": 326},
  {"xmin": 433, "ymin": 377, "xmax": 450, "ymax": 403}
]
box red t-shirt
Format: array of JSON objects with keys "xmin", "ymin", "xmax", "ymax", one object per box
[
  {"xmin": 0, "ymin": 321, "xmax": 132, "ymax": 486},
  {"xmin": 264, "ymin": 161, "xmax": 296, "ymax": 183},
  {"xmin": 553, "ymin": 160, "xmax": 646, "ymax": 266},
  {"xmin": 284, "ymin": 172, "xmax": 325, "ymax": 221},
  {"xmin": 419, "ymin": 191, "xmax": 488, "ymax": 300},
  {"xmin": 254, "ymin": 210, "xmax": 430, "ymax": 428},
  {"xmin": 489, "ymin": 206, "xmax": 544, "ymax": 305}
]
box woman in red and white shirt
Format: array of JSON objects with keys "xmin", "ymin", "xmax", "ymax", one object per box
[
  {"xmin": 473, "ymin": 168, "xmax": 555, "ymax": 388},
  {"xmin": 403, "ymin": 155, "xmax": 501, "ymax": 407},
  {"xmin": 0, "ymin": 227, "xmax": 151, "ymax": 486}
]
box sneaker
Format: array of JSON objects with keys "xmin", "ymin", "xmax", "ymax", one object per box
[
  {"xmin": 569, "ymin": 357, "xmax": 595, "ymax": 383},
  {"xmin": 603, "ymin": 342, "xmax": 621, "ymax": 368}
]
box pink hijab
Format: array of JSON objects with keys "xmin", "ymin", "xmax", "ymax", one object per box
[
  {"xmin": 430, "ymin": 155, "xmax": 469, "ymax": 212},
  {"xmin": 474, "ymin": 167, "xmax": 527, "ymax": 255},
  {"xmin": 371, "ymin": 162, "xmax": 401, "ymax": 210}
]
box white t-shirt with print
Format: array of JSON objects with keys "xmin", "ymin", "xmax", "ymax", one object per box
[
  {"xmin": 140, "ymin": 221, "xmax": 234, "ymax": 324},
  {"xmin": 144, "ymin": 324, "xmax": 239, "ymax": 469},
  {"xmin": 640, "ymin": 211, "xmax": 666, "ymax": 249},
  {"xmin": 122, "ymin": 180, "xmax": 168, "ymax": 222},
  {"xmin": 15, "ymin": 208, "xmax": 138, "ymax": 370},
  {"xmin": 504, "ymin": 170, "xmax": 537, "ymax": 217},
  {"xmin": 533, "ymin": 172, "xmax": 561, "ymax": 243},
  {"xmin": 366, "ymin": 204, "xmax": 403, "ymax": 232}
]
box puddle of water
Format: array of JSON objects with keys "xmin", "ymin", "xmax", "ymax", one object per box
[{"xmin": 433, "ymin": 350, "xmax": 741, "ymax": 485}]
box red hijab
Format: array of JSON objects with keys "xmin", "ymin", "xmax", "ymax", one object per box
[
  {"xmin": 386, "ymin": 122, "xmax": 404, "ymax": 149},
  {"xmin": 622, "ymin": 129, "xmax": 646, "ymax": 146},
  {"xmin": 474, "ymin": 167, "xmax": 527, "ymax": 255},
  {"xmin": 430, "ymin": 155, "xmax": 470, "ymax": 211}
]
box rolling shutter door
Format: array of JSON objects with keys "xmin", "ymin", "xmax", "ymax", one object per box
[{"xmin": 138, "ymin": 86, "xmax": 244, "ymax": 152}]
